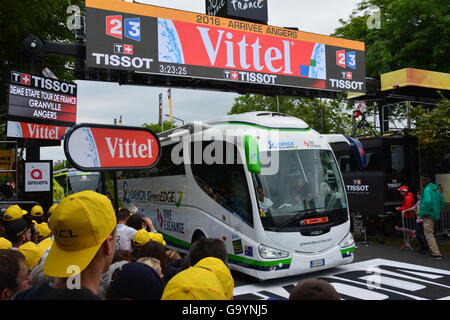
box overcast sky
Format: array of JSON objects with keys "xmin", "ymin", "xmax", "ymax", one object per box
[{"xmin": 41, "ymin": 0, "xmax": 361, "ymax": 160}]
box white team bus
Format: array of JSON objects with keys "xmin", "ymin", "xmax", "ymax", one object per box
[{"xmin": 117, "ymin": 112, "xmax": 355, "ymax": 280}]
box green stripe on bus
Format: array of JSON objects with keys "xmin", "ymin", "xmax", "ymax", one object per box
[
  {"xmin": 160, "ymin": 232, "xmax": 191, "ymax": 249},
  {"xmin": 210, "ymin": 121, "xmax": 311, "ymax": 132},
  {"xmin": 340, "ymin": 247, "xmax": 355, "ymax": 254},
  {"xmin": 227, "ymin": 254, "xmax": 292, "ymax": 267}
]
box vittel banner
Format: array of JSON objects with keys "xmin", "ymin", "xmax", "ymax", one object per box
[
  {"xmin": 86, "ymin": 0, "xmax": 366, "ymax": 93},
  {"xmin": 64, "ymin": 124, "xmax": 161, "ymax": 171},
  {"xmin": 7, "ymin": 71, "xmax": 77, "ymax": 140},
  {"xmin": 7, "ymin": 121, "xmax": 70, "ymax": 140}
]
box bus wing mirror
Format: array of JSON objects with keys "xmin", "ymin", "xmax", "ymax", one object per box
[{"xmin": 243, "ymin": 135, "xmax": 261, "ymax": 174}]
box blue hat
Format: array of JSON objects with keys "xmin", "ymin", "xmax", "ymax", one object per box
[{"xmin": 111, "ymin": 262, "xmax": 164, "ymax": 300}]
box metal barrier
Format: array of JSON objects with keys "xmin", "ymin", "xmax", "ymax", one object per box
[
  {"xmin": 435, "ymin": 203, "xmax": 450, "ymax": 238},
  {"xmin": 399, "ymin": 203, "xmax": 450, "ymax": 250},
  {"xmin": 399, "ymin": 213, "xmax": 417, "ymax": 250}
]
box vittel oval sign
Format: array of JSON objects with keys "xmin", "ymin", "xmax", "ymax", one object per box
[{"xmin": 64, "ymin": 124, "xmax": 161, "ymax": 171}]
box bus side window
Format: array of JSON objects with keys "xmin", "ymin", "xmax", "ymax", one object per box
[
  {"xmin": 191, "ymin": 141, "xmax": 253, "ymax": 227},
  {"xmin": 147, "ymin": 144, "xmax": 185, "ymax": 177}
]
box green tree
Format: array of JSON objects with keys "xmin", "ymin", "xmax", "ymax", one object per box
[
  {"xmin": 229, "ymin": 94, "xmax": 355, "ymax": 134},
  {"xmin": 333, "ymin": 0, "xmax": 450, "ymax": 77},
  {"xmin": 410, "ymin": 98, "xmax": 450, "ymax": 158},
  {"xmin": 143, "ymin": 121, "xmax": 177, "ymax": 134},
  {"xmin": 0, "ymin": 0, "xmax": 84, "ymax": 138}
]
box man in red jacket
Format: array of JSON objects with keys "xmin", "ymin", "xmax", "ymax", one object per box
[{"xmin": 396, "ymin": 186, "xmax": 415, "ymax": 218}]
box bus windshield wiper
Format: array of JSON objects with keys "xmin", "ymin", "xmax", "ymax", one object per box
[{"xmin": 279, "ymin": 209, "xmax": 316, "ymax": 229}]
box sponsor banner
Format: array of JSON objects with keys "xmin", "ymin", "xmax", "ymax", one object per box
[
  {"xmin": 9, "ymin": 85, "xmax": 77, "ymax": 113},
  {"xmin": 7, "ymin": 121, "xmax": 70, "ymax": 140},
  {"xmin": 25, "ymin": 162, "xmax": 51, "ymax": 192},
  {"xmin": 8, "ymin": 71, "xmax": 77, "ymax": 130},
  {"xmin": 64, "ymin": 123, "xmax": 161, "ymax": 171},
  {"xmin": 8, "ymin": 104, "xmax": 76, "ymax": 123},
  {"xmin": 86, "ymin": 0, "xmax": 365, "ymax": 93},
  {"xmin": 10, "ymin": 71, "xmax": 77, "ymax": 95},
  {"xmin": 342, "ymin": 172, "xmax": 385, "ymax": 216}
]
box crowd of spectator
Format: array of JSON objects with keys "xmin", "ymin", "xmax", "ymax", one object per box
[{"xmin": 0, "ymin": 190, "xmax": 340, "ymax": 300}]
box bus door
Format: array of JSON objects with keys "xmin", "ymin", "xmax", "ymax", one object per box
[{"xmin": 189, "ymin": 140, "xmax": 255, "ymax": 242}]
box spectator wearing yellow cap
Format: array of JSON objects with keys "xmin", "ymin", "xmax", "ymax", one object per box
[
  {"xmin": 30, "ymin": 205, "xmax": 47, "ymax": 224},
  {"xmin": 131, "ymin": 229, "xmax": 166, "ymax": 261},
  {"xmin": 48, "ymin": 204, "xmax": 57, "ymax": 216},
  {"xmin": 2, "ymin": 205, "xmax": 28, "ymax": 222},
  {"xmin": 18, "ymin": 242, "xmax": 45, "ymax": 270},
  {"xmin": 35, "ymin": 222, "xmax": 51, "ymax": 242},
  {"xmin": 14, "ymin": 191, "xmax": 116, "ymax": 300},
  {"xmin": 162, "ymin": 257, "xmax": 234, "ymax": 300},
  {"xmin": 5, "ymin": 219, "xmax": 32, "ymax": 249},
  {"xmin": 0, "ymin": 237, "xmax": 12, "ymax": 250}
]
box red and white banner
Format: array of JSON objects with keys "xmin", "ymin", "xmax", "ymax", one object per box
[
  {"xmin": 64, "ymin": 124, "xmax": 161, "ymax": 170},
  {"xmin": 7, "ymin": 121, "xmax": 70, "ymax": 140}
]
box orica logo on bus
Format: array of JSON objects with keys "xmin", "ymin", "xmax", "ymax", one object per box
[{"xmin": 64, "ymin": 124, "xmax": 160, "ymax": 170}]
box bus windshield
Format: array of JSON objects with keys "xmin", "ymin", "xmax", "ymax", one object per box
[
  {"xmin": 254, "ymin": 149, "xmax": 348, "ymax": 231},
  {"xmin": 68, "ymin": 172, "xmax": 101, "ymax": 194}
]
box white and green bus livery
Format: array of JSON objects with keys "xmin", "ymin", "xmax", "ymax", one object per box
[{"xmin": 117, "ymin": 112, "xmax": 355, "ymax": 280}]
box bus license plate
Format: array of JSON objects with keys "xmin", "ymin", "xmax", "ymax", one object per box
[{"xmin": 310, "ymin": 259, "xmax": 325, "ymax": 268}]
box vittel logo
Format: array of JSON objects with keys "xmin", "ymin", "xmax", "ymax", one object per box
[
  {"xmin": 105, "ymin": 137, "xmax": 154, "ymax": 159},
  {"xmin": 197, "ymin": 27, "xmax": 293, "ymax": 74}
]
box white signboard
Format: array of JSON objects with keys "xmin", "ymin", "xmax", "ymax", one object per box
[{"xmin": 25, "ymin": 162, "xmax": 51, "ymax": 192}]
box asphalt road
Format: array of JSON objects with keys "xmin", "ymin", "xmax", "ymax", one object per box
[{"xmin": 232, "ymin": 237, "xmax": 450, "ymax": 287}]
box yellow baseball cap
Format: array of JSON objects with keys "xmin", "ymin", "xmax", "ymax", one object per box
[
  {"xmin": 3, "ymin": 205, "xmax": 28, "ymax": 222},
  {"xmin": 35, "ymin": 222, "xmax": 51, "ymax": 240},
  {"xmin": 48, "ymin": 204, "xmax": 58, "ymax": 215},
  {"xmin": 18, "ymin": 241, "xmax": 45, "ymax": 270},
  {"xmin": 44, "ymin": 190, "xmax": 116, "ymax": 278},
  {"xmin": 38, "ymin": 237, "xmax": 53, "ymax": 252},
  {"xmin": 0, "ymin": 237, "xmax": 12, "ymax": 250},
  {"xmin": 133, "ymin": 229, "xmax": 166, "ymax": 246},
  {"xmin": 161, "ymin": 257, "xmax": 234, "ymax": 300},
  {"xmin": 31, "ymin": 205, "xmax": 44, "ymax": 217}
]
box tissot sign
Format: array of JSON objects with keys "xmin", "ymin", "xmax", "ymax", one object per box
[
  {"xmin": 7, "ymin": 70, "xmax": 77, "ymax": 140},
  {"xmin": 64, "ymin": 124, "xmax": 161, "ymax": 171},
  {"xmin": 86, "ymin": 0, "xmax": 366, "ymax": 93}
]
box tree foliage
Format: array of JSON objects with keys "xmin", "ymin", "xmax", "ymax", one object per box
[
  {"xmin": 333, "ymin": 0, "xmax": 450, "ymax": 77},
  {"xmin": 410, "ymin": 98, "xmax": 450, "ymax": 156},
  {"xmin": 143, "ymin": 121, "xmax": 178, "ymax": 134},
  {"xmin": 229, "ymin": 94, "xmax": 355, "ymax": 134}
]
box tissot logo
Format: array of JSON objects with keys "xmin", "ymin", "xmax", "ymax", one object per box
[
  {"xmin": 21, "ymin": 73, "xmax": 31, "ymax": 85},
  {"xmin": 346, "ymin": 183, "xmax": 369, "ymax": 192},
  {"xmin": 10, "ymin": 71, "xmax": 77, "ymax": 95},
  {"xmin": 114, "ymin": 43, "xmax": 134, "ymax": 55}
]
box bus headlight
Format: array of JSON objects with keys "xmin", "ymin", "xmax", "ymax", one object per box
[
  {"xmin": 258, "ymin": 244, "xmax": 290, "ymax": 259},
  {"xmin": 339, "ymin": 232, "xmax": 355, "ymax": 248}
]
